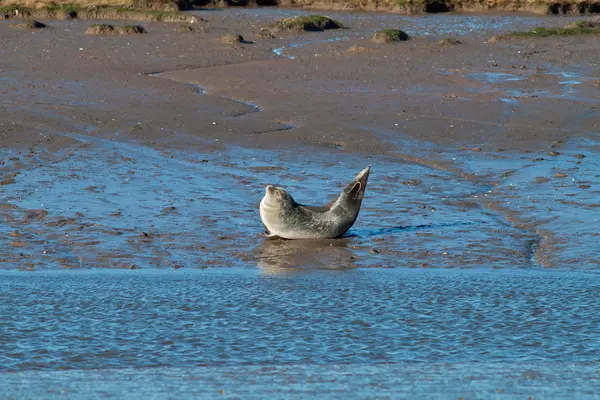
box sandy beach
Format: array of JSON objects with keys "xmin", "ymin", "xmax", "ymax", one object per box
[
  {"xmin": 1, "ymin": 8, "xmax": 600, "ymax": 397},
  {"xmin": 1, "ymin": 10, "xmax": 598, "ymax": 270}
]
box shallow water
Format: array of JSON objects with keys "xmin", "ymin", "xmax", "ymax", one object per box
[
  {"xmin": 4, "ymin": 362, "xmax": 600, "ymax": 399},
  {"xmin": 1, "ymin": 268, "xmax": 599, "ymax": 397},
  {"xmin": 196, "ymin": 8, "xmax": 588, "ymax": 37},
  {"xmin": 2, "ymin": 10, "xmax": 600, "ymax": 397},
  {"xmin": 458, "ymin": 138, "xmax": 600, "ymax": 268},
  {"xmin": 1, "ymin": 268, "xmax": 599, "ymax": 368},
  {"xmin": 373, "ymin": 133, "xmax": 600, "ymax": 268},
  {"xmin": 1, "ymin": 128, "xmax": 536, "ymax": 270}
]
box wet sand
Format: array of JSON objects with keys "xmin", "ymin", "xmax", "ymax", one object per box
[
  {"xmin": 1, "ymin": 9, "xmax": 600, "ymax": 398},
  {"xmin": 1, "ymin": 11, "xmax": 598, "ymax": 270}
]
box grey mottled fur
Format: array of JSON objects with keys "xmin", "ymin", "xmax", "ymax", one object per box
[{"xmin": 260, "ymin": 166, "xmax": 370, "ymax": 239}]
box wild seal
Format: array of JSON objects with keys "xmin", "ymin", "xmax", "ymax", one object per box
[{"xmin": 259, "ymin": 166, "xmax": 370, "ymax": 239}]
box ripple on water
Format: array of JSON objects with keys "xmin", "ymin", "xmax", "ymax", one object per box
[
  {"xmin": 193, "ymin": 8, "xmax": 589, "ymax": 37},
  {"xmin": 2, "ymin": 362, "xmax": 600, "ymax": 398},
  {"xmin": 0, "ymin": 268, "xmax": 599, "ymax": 372}
]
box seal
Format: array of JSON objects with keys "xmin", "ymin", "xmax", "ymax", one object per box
[{"xmin": 259, "ymin": 166, "xmax": 371, "ymax": 239}]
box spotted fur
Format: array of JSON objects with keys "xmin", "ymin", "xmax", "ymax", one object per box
[{"xmin": 259, "ymin": 166, "xmax": 370, "ymax": 239}]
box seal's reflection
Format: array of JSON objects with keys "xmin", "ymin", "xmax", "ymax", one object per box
[{"xmin": 255, "ymin": 237, "xmax": 357, "ymax": 274}]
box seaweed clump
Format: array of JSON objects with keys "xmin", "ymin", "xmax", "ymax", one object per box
[
  {"xmin": 221, "ymin": 33, "xmax": 244, "ymax": 44},
  {"xmin": 86, "ymin": 23, "xmax": 147, "ymax": 35},
  {"xmin": 272, "ymin": 15, "xmax": 344, "ymax": 32},
  {"xmin": 437, "ymin": 37, "xmax": 461, "ymax": 45},
  {"xmin": 502, "ymin": 23, "xmax": 600, "ymax": 39},
  {"xmin": 12, "ymin": 19, "xmax": 47, "ymax": 29},
  {"xmin": 372, "ymin": 29, "xmax": 410, "ymax": 43}
]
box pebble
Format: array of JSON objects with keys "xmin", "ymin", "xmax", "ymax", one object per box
[{"xmin": 401, "ymin": 179, "xmax": 422, "ymax": 186}]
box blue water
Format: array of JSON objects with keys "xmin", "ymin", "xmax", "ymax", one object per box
[
  {"xmin": 2, "ymin": 11, "xmax": 600, "ymax": 398},
  {"xmin": 1, "ymin": 268, "xmax": 599, "ymax": 397},
  {"xmin": 1, "ymin": 268, "xmax": 599, "ymax": 369},
  {"xmin": 3, "ymin": 363, "xmax": 600, "ymax": 398},
  {"xmin": 0, "ymin": 133, "xmax": 533, "ymax": 270},
  {"xmin": 196, "ymin": 8, "xmax": 589, "ymax": 37}
]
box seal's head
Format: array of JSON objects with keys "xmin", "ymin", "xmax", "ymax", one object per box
[
  {"xmin": 260, "ymin": 184, "xmax": 296, "ymax": 237},
  {"xmin": 262, "ymin": 185, "xmax": 294, "ymax": 211}
]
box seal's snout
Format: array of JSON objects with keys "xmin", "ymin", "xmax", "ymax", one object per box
[{"xmin": 266, "ymin": 185, "xmax": 276, "ymax": 196}]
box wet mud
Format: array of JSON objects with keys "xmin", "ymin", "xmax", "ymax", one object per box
[
  {"xmin": 2, "ymin": 9, "xmax": 600, "ymax": 398},
  {"xmin": 0, "ymin": 135, "xmax": 533, "ymax": 271},
  {"xmin": 1, "ymin": 11, "xmax": 599, "ymax": 271}
]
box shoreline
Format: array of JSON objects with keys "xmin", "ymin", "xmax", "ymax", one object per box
[
  {"xmin": 192, "ymin": 2, "xmax": 600, "ymax": 15},
  {"xmin": 1, "ymin": 12, "xmax": 599, "ymax": 270},
  {"xmin": 1, "ymin": 2, "xmax": 599, "ymax": 24}
]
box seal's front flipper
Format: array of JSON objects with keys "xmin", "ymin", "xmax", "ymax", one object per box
[{"xmin": 263, "ymin": 228, "xmax": 281, "ymax": 239}]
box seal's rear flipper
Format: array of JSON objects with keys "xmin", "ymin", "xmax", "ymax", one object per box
[
  {"xmin": 354, "ymin": 165, "xmax": 371, "ymax": 186},
  {"xmin": 349, "ymin": 181, "xmax": 362, "ymax": 194},
  {"xmin": 342, "ymin": 165, "xmax": 371, "ymax": 197}
]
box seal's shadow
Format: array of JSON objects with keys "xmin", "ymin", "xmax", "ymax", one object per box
[
  {"xmin": 254, "ymin": 222, "xmax": 486, "ymax": 273},
  {"xmin": 254, "ymin": 237, "xmax": 356, "ymax": 274}
]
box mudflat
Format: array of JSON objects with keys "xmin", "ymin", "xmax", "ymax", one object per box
[
  {"xmin": 1, "ymin": 9, "xmax": 600, "ymax": 397},
  {"xmin": 1, "ymin": 10, "xmax": 599, "ymax": 271}
]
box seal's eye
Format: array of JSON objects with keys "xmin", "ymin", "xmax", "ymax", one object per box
[{"xmin": 274, "ymin": 189, "xmax": 284, "ymax": 199}]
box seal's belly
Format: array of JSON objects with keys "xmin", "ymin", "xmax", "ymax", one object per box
[
  {"xmin": 259, "ymin": 201, "xmax": 291, "ymax": 237},
  {"xmin": 260, "ymin": 208, "xmax": 313, "ymax": 239},
  {"xmin": 260, "ymin": 203, "xmax": 347, "ymax": 239}
]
